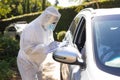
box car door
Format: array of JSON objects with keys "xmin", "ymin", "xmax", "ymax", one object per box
[
  {"xmin": 70, "ymin": 16, "xmax": 86, "ymax": 80},
  {"xmin": 60, "ymin": 14, "xmax": 86, "ymax": 80},
  {"xmin": 60, "ymin": 16, "xmax": 80, "ymax": 80}
]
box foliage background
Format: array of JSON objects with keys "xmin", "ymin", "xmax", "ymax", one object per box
[{"xmin": 0, "ymin": 0, "xmax": 50, "ymax": 19}]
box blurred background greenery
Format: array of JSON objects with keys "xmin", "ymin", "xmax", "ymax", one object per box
[{"xmin": 0, "ymin": 0, "xmax": 120, "ymax": 79}]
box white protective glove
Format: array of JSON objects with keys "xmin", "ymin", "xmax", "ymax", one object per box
[
  {"xmin": 46, "ymin": 41, "xmax": 60, "ymax": 53},
  {"xmin": 58, "ymin": 41, "xmax": 69, "ymax": 48}
]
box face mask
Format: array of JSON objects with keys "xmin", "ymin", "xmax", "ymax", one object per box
[{"xmin": 48, "ymin": 24, "xmax": 56, "ymax": 31}]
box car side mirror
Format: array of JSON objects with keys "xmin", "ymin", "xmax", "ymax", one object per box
[{"xmin": 53, "ymin": 45, "xmax": 86, "ymax": 68}]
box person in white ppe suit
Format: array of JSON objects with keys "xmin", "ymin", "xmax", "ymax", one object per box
[{"xmin": 17, "ymin": 6, "xmax": 61, "ymax": 80}]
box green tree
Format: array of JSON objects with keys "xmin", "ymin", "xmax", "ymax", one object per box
[
  {"xmin": 17, "ymin": 3, "xmax": 23, "ymax": 14},
  {"xmin": 41, "ymin": 0, "xmax": 46, "ymax": 10},
  {"xmin": 0, "ymin": 0, "xmax": 11, "ymax": 18},
  {"xmin": 55, "ymin": 0, "xmax": 59, "ymax": 6},
  {"xmin": 0, "ymin": 0, "xmax": 51, "ymax": 19}
]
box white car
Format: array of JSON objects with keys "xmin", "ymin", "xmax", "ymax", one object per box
[
  {"xmin": 53, "ymin": 8, "xmax": 120, "ymax": 80},
  {"xmin": 4, "ymin": 21, "xmax": 28, "ymax": 40}
]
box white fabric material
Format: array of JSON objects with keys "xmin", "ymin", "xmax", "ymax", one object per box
[
  {"xmin": 17, "ymin": 6, "xmax": 61, "ymax": 80},
  {"xmin": 46, "ymin": 41, "xmax": 60, "ymax": 53},
  {"xmin": 17, "ymin": 58, "xmax": 42, "ymax": 80}
]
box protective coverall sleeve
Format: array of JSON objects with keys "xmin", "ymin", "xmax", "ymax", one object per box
[{"xmin": 20, "ymin": 27, "xmax": 48, "ymax": 66}]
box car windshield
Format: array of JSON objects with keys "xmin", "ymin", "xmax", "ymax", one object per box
[{"xmin": 93, "ymin": 14, "xmax": 120, "ymax": 68}]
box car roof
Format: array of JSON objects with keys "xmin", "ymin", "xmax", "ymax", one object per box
[
  {"xmin": 93, "ymin": 8, "xmax": 120, "ymax": 16},
  {"xmin": 79, "ymin": 8, "xmax": 120, "ymax": 17}
]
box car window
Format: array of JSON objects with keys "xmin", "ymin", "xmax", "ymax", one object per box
[
  {"xmin": 93, "ymin": 14, "xmax": 120, "ymax": 68},
  {"xmin": 63, "ymin": 16, "xmax": 82, "ymax": 44},
  {"xmin": 74, "ymin": 17, "xmax": 86, "ymax": 52},
  {"xmin": 64, "ymin": 15, "xmax": 86, "ymax": 52},
  {"xmin": 69, "ymin": 16, "xmax": 82, "ymax": 36}
]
